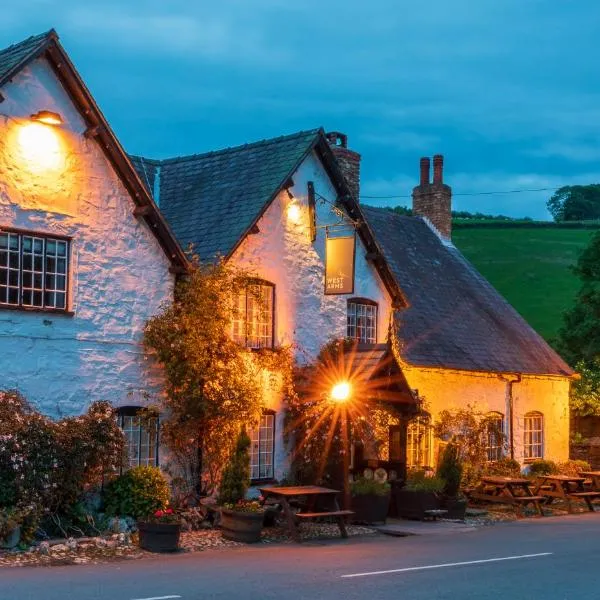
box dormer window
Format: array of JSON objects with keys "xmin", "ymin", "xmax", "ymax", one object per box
[
  {"xmin": 347, "ymin": 298, "xmax": 377, "ymax": 344},
  {"xmin": 232, "ymin": 281, "xmax": 275, "ymax": 349}
]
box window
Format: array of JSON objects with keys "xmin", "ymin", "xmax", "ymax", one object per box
[
  {"xmin": 406, "ymin": 414, "xmax": 431, "ymax": 469},
  {"xmin": 524, "ymin": 412, "xmax": 544, "ymax": 461},
  {"xmin": 0, "ymin": 230, "xmax": 69, "ymax": 310},
  {"xmin": 117, "ymin": 407, "xmax": 159, "ymax": 469},
  {"xmin": 485, "ymin": 412, "xmax": 505, "ymax": 462},
  {"xmin": 249, "ymin": 412, "xmax": 275, "ymax": 481},
  {"xmin": 232, "ymin": 282, "xmax": 274, "ymax": 349},
  {"xmin": 347, "ymin": 299, "xmax": 377, "ymax": 344}
]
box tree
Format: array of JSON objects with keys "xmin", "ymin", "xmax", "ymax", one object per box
[
  {"xmin": 557, "ymin": 232, "xmax": 600, "ymax": 366},
  {"xmin": 144, "ymin": 259, "xmax": 268, "ymax": 500},
  {"xmin": 547, "ymin": 185, "xmax": 600, "ymax": 222},
  {"xmin": 558, "ymin": 233, "xmax": 600, "ymax": 416}
]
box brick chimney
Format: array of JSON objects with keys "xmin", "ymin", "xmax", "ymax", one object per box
[
  {"xmin": 326, "ymin": 131, "xmax": 361, "ymax": 202},
  {"xmin": 412, "ymin": 154, "xmax": 452, "ymax": 240}
]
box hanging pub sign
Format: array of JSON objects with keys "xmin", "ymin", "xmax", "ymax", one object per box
[{"xmin": 324, "ymin": 232, "xmax": 356, "ymax": 295}]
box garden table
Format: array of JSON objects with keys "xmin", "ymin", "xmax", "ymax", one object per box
[
  {"xmin": 534, "ymin": 475, "xmax": 599, "ymax": 512},
  {"xmin": 470, "ymin": 476, "xmax": 545, "ymax": 517},
  {"xmin": 579, "ymin": 471, "xmax": 600, "ymax": 492},
  {"xmin": 259, "ymin": 485, "xmax": 354, "ymax": 542}
]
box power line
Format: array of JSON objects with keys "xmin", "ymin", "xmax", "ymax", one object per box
[{"xmin": 360, "ymin": 187, "xmax": 559, "ymax": 201}]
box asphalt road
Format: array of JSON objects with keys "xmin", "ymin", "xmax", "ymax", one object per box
[{"xmin": 2, "ymin": 514, "xmax": 600, "ymax": 600}]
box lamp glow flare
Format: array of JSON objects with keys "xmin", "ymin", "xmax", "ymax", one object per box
[{"xmin": 331, "ymin": 381, "xmax": 351, "ymax": 403}]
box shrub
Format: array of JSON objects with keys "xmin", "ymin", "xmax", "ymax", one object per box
[
  {"xmin": 103, "ymin": 466, "xmax": 170, "ymax": 520},
  {"xmin": 437, "ymin": 444, "xmax": 463, "ymax": 497},
  {"xmin": 558, "ymin": 459, "xmax": 591, "ymax": 476},
  {"xmin": 218, "ymin": 430, "xmax": 251, "ymax": 506},
  {"xmin": 482, "ymin": 458, "xmax": 522, "ymax": 478},
  {"xmin": 0, "ymin": 392, "xmax": 124, "ymax": 516},
  {"xmin": 527, "ymin": 460, "xmax": 559, "ymax": 477},
  {"xmin": 405, "ymin": 470, "xmax": 446, "ymax": 493},
  {"xmin": 351, "ymin": 478, "xmax": 391, "ymax": 497}
]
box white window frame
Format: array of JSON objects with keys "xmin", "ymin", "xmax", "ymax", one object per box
[
  {"xmin": 117, "ymin": 408, "xmax": 159, "ymax": 470},
  {"xmin": 524, "ymin": 412, "xmax": 544, "ymax": 462},
  {"xmin": 406, "ymin": 415, "xmax": 432, "ymax": 469},
  {"xmin": 0, "ymin": 230, "xmax": 69, "ymax": 311},
  {"xmin": 249, "ymin": 412, "xmax": 275, "ymax": 481},
  {"xmin": 347, "ymin": 299, "xmax": 378, "ymax": 344},
  {"xmin": 232, "ymin": 282, "xmax": 275, "ymax": 349},
  {"xmin": 485, "ymin": 412, "xmax": 505, "ymax": 462}
]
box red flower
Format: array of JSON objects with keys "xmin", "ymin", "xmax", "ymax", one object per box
[
  {"xmin": 165, "ymin": 509, "xmax": 174, "ymax": 514},
  {"xmin": 154, "ymin": 510, "xmax": 164, "ymax": 517}
]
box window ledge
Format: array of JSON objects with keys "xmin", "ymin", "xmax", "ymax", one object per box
[
  {"xmin": 250, "ymin": 478, "xmax": 277, "ymax": 487},
  {"xmin": 0, "ymin": 304, "xmax": 75, "ymax": 316}
]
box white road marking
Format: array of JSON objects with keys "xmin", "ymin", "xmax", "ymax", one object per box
[
  {"xmin": 341, "ymin": 552, "xmax": 553, "ymax": 578},
  {"xmin": 131, "ymin": 596, "xmax": 182, "ymax": 600}
]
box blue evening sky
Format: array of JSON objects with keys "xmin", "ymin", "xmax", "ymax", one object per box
[{"xmin": 3, "ymin": 1, "xmax": 599, "ymax": 219}]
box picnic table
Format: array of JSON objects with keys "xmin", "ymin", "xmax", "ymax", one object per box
[
  {"xmin": 579, "ymin": 471, "xmax": 600, "ymax": 492},
  {"xmin": 534, "ymin": 475, "xmax": 600, "ymax": 513},
  {"xmin": 470, "ymin": 476, "xmax": 545, "ymax": 517},
  {"xmin": 259, "ymin": 485, "xmax": 354, "ymax": 542}
]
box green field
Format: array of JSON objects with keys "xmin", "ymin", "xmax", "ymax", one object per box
[{"xmin": 452, "ymin": 226, "xmax": 596, "ymax": 342}]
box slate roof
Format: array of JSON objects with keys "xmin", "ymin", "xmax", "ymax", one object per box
[
  {"xmin": 0, "ymin": 30, "xmax": 55, "ymax": 86},
  {"xmin": 132, "ymin": 129, "xmax": 322, "ymax": 260},
  {"xmin": 361, "ymin": 206, "xmax": 574, "ymax": 376}
]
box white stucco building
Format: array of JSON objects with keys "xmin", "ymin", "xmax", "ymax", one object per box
[
  {"xmin": 1, "ymin": 30, "xmax": 574, "ymax": 483},
  {"xmin": 0, "ymin": 32, "xmax": 186, "ymax": 459}
]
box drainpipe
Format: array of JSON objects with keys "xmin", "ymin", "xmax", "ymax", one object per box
[{"xmin": 498, "ymin": 374, "xmax": 522, "ymax": 460}]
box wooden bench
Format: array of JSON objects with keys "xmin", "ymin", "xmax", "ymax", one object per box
[
  {"xmin": 567, "ymin": 491, "xmax": 600, "ymax": 511},
  {"xmin": 512, "ymin": 496, "xmax": 546, "ymax": 517},
  {"xmin": 296, "ymin": 510, "xmax": 355, "ymax": 538}
]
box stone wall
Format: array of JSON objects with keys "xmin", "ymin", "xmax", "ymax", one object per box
[
  {"xmin": 0, "ymin": 57, "xmax": 174, "ymax": 418},
  {"xmin": 400, "ymin": 364, "xmax": 571, "ymax": 464}
]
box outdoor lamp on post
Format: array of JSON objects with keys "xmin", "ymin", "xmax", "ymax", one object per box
[{"xmin": 331, "ymin": 381, "xmax": 352, "ymax": 511}]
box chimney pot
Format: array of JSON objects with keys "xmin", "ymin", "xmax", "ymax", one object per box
[
  {"xmin": 419, "ymin": 157, "xmax": 430, "ymax": 186},
  {"xmin": 325, "ymin": 131, "xmax": 348, "ymax": 149},
  {"xmin": 433, "ymin": 154, "xmax": 444, "ymax": 184}
]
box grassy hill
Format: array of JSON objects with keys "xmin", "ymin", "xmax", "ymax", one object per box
[{"xmin": 452, "ymin": 225, "xmax": 597, "ymax": 342}]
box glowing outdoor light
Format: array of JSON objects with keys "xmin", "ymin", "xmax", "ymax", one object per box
[
  {"xmin": 331, "ymin": 381, "xmax": 351, "ymax": 403},
  {"xmin": 30, "ymin": 110, "xmax": 63, "ymax": 126},
  {"xmin": 16, "ymin": 122, "xmax": 63, "ymax": 172},
  {"xmin": 287, "ymin": 201, "xmax": 301, "ymax": 223}
]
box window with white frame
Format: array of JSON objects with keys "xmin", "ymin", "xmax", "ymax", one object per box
[
  {"xmin": 117, "ymin": 408, "xmax": 159, "ymax": 469},
  {"xmin": 249, "ymin": 413, "xmax": 275, "ymax": 481},
  {"xmin": 232, "ymin": 282, "xmax": 274, "ymax": 349},
  {"xmin": 524, "ymin": 412, "xmax": 544, "ymax": 461},
  {"xmin": 406, "ymin": 414, "xmax": 431, "ymax": 468},
  {"xmin": 485, "ymin": 412, "xmax": 505, "ymax": 462},
  {"xmin": 0, "ymin": 231, "xmax": 69, "ymax": 310},
  {"xmin": 347, "ymin": 299, "xmax": 377, "ymax": 344}
]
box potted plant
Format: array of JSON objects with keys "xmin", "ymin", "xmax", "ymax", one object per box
[
  {"xmin": 137, "ymin": 508, "xmax": 182, "ymax": 553},
  {"xmin": 219, "ymin": 430, "xmax": 264, "ymax": 543},
  {"xmin": 437, "ymin": 443, "xmax": 467, "ymax": 520},
  {"xmin": 394, "ymin": 471, "xmax": 445, "ymax": 520},
  {"xmin": 351, "ymin": 478, "xmax": 391, "ymax": 524},
  {"xmin": 0, "ymin": 508, "xmax": 22, "ymax": 550}
]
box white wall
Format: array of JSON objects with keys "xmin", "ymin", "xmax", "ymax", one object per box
[
  {"xmin": 0, "ymin": 58, "xmax": 174, "ymax": 418},
  {"xmin": 232, "ymin": 150, "xmax": 393, "ymax": 479}
]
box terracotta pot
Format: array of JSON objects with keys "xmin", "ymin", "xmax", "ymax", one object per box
[
  {"xmin": 351, "ymin": 492, "xmax": 391, "ymax": 524},
  {"xmin": 137, "ymin": 521, "xmax": 181, "ymax": 553},
  {"xmin": 220, "ymin": 508, "xmax": 263, "ymax": 543}
]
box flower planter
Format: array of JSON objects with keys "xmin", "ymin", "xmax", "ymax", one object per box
[
  {"xmin": 221, "ymin": 508, "xmax": 263, "ymax": 543},
  {"xmin": 137, "ymin": 521, "xmax": 181, "ymax": 553},
  {"xmin": 351, "ymin": 492, "xmax": 391, "ymax": 524},
  {"xmin": 394, "ymin": 489, "xmax": 440, "ymax": 520},
  {"xmin": 0, "ymin": 526, "xmax": 20, "ymax": 550}
]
